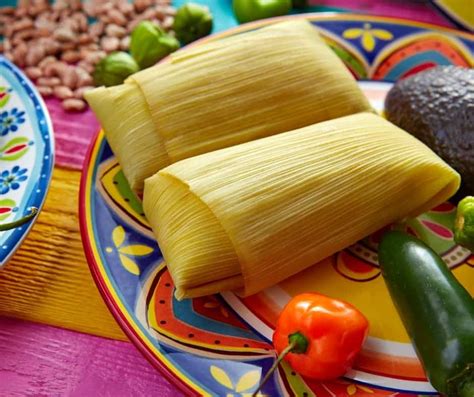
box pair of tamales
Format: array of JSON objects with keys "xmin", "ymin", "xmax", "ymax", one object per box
[{"xmin": 86, "ymin": 21, "xmax": 460, "ymax": 300}]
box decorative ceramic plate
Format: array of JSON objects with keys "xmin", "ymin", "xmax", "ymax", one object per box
[
  {"xmin": 430, "ymin": 0, "xmax": 474, "ymax": 32},
  {"xmin": 80, "ymin": 14, "xmax": 474, "ymax": 397},
  {"xmin": 0, "ymin": 56, "xmax": 54, "ymax": 268}
]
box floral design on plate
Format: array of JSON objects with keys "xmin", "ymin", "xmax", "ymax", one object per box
[
  {"xmin": 0, "ymin": 56, "xmax": 54, "ymax": 268},
  {"xmin": 0, "ymin": 166, "xmax": 28, "ymax": 195},
  {"xmin": 0, "ymin": 107, "xmax": 26, "ymax": 136},
  {"xmin": 105, "ymin": 225, "xmax": 154, "ymax": 275},
  {"xmin": 343, "ymin": 23, "xmax": 394, "ymax": 51}
]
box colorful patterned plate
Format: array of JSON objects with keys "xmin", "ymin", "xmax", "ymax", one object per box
[
  {"xmin": 430, "ymin": 0, "xmax": 474, "ymax": 32},
  {"xmin": 80, "ymin": 14, "xmax": 474, "ymax": 397},
  {"xmin": 0, "ymin": 56, "xmax": 54, "ymax": 268}
]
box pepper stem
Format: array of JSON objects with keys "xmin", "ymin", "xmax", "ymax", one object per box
[
  {"xmin": 447, "ymin": 364, "xmax": 474, "ymax": 397},
  {"xmin": 251, "ymin": 332, "xmax": 308, "ymax": 397},
  {"xmin": 0, "ymin": 207, "xmax": 38, "ymax": 231},
  {"xmin": 459, "ymin": 381, "xmax": 474, "ymax": 397}
]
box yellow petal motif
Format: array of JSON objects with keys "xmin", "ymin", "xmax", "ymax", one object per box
[
  {"xmin": 119, "ymin": 244, "xmax": 154, "ymax": 256},
  {"xmin": 347, "ymin": 384, "xmax": 357, "ymax": 395},
  {"xmin": 356, "ymin": 385, "xmax": 374, "ymax": 393},
  {"xmin": 119, "ymin": 254, "xmax": 140, "ymax": 275},
  {"xmin": 361, "ymin": 31, "xmax": 376, "ymax": 52},
  {"xmin": 371, "ymin": 29, "xmax": 393, "ymax": 40},
  {"xmin": 235, "ymin": 370, "xmax": 260, "ymax": 393},
  {"xmin": 112, "ymin": 225, "xmax": 125, "ymax": 248},
  {"xmin": 210, "ymin": 365, "xmax": 234, "ymax": 390},
  {"xmin": 342, "ymin": 28, "xmax": 363, "ymax": 39}
]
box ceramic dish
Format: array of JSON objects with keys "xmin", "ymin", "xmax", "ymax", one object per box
[
  {"xmin": 0, "ymin": 56, "xmax": 54, "ymax": 268},
  {"xmin": 80, "ymin": 14, "xmax": 474, "ymax": 397},
  {"xmin": 430, "ymin": 0, "xmax": 474, "ymax": 32}
]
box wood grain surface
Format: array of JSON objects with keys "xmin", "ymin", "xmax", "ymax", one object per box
[
  {"xmin": 0, "ymin": 316, "xmax": 179, "ymax": 397},
  {"xmin": 0, "ymin": 167, "xmax": 125, "ymax": 341}
]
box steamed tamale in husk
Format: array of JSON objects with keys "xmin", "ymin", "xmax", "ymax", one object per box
[
  {"xmin": 143, "ymin": 113, "xmax": 460, "ymax": 300},
  {"xmin": 85, "ymin": 20, "xmax": 372, "ymax": 194}
]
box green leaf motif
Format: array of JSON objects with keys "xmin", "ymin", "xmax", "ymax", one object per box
[
  {"xmin": 0, "ymin": 137, "xmax": 31, "ymax": 161},
  {"xmin": 0, "ymin": 198, "xmax": 16, "ymax": 222},
  {"xmin": 0, "ymin": 86, "xmax": 12, "ymax": 108}
]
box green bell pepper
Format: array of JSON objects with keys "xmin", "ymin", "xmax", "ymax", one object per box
[
  {"xmin": 454, "ymin": 196, "xmax": 474, "ymax": 251},
  {"xmin": 233, "ymin": 0, "xmax": 292, "ymax": 24}
]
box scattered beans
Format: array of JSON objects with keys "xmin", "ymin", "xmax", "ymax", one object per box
[
  {"xmin": 75, "ymin": 67, "xmax": 93, "ymax": 87},
  {"xmin": 12, "ymin": 42, "xmax": 28, "ymax": 67},
  {"xmin": 78, "ymin": 33, "xmax": 93, "ymax": 45},
  {"xmin": 0, "ymin": 0, "xmax": 175, "ymax": 112},
  {"xmin": 38, "ymin": 56, "xmax": 56, "ymax": 68},
  {"xmin": 89, "ymin": 21, "xmax": 104, "ymax": 38},
  {"xmin": 37, "ymin": 76, "xmax": 61, "ymax": 87},
  {"xmin": 54, "ymin": 26, "xmax": 75, "ymax": 42},
  {"xmin": 37, "ymin": 85, "xmax": 53, "ymax": 97},
  {"xmin": 108, "ymin": 9, "xmax": 127, "ymax": 26},
  {"xmin": 0, "ymin": 6, "xmax": 15, "ymax": 15},
  {"xmin": 61, "ymin": 50, "xmax": 81, "ymax": 63},
  {"xmin": 101, "ymin": 36, "xmax": 120, "ymax": 53},
  {"xmin": 77, "ymin": 60, "xmax": 94, "ymax": 74},
  {"xmin": 62, "ymin": 98, "xmax": 86, "ymax": 112},
  {"xmin": 105, "ymin": 24, "xmax": 127, "ymax": 38},
  {"xmin": 26, "ymin": 46, "xmax": 46, "ymax": 66},
  {"xmin": 43, "ymin": 61, "xmax": 67, "ymax": 77},
  {"xmin": 25, "ymin": 67, "xmax": 43, "ymax": 80},
  {"xmin": 61, "ymin": 66, "xmax": 78, "ymax": 89},
  {"xmin": 74, "ymin": 86, "xmax": 94, "ymax": 100},
  {"xmin": 53, "ymin": 85, "xmax": 74, "ymax": 100},
  {"xmin": 162, "ymin": 15, "xmax": 174, "ymax": 30},
  {"xmin": 120, "ymin": 36, "xmax": 131, "ymax": 51}
]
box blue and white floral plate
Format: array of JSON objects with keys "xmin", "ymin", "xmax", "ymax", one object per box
[{"xmin": 0, "ymin": 55, "xmax": 54, "ymax": 268}]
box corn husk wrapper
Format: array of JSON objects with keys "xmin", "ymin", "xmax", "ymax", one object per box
[
  {"xmin": 143, "ymin": 113, "xmax": 460, "ymax": 299},
  {"xmin": 86, "ymin": 20, "xmax": 372, "ymax": 194}
]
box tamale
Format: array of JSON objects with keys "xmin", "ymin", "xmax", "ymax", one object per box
[
  {"xmin": 86, "ymin": 20, "xmax": 372, "ymax": 194},
  {"xmin": 143, "ymin": 113, "xmax": 460, "ymax": 299}
]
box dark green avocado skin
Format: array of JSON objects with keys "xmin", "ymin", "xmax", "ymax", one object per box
[{"xmin": 385, "ymin": 66, "xmax": 474, "ymax": 197}]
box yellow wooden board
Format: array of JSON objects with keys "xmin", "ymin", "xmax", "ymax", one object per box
[{"xmin": 0, "ymin": 167, "xmax": 126, "ymax": 341}]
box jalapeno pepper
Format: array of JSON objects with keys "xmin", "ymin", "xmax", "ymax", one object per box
[{"xmin": 379, "ymin": 231, "xmax": 474, "ymax": 397}]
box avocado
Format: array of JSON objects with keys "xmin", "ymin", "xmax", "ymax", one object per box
[{"xmin": 385, "ymin": 66, "xmax": 474, "ymax": 198}]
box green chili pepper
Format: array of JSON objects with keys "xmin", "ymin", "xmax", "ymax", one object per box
[
  {"xmin": 232, "ymin": 0, "xmax": 291, "ymax": 24},
  {"xmin": 379, "ymin": 231, "xmax": 474, "ymax": 397},
  {"xmin": 130, "ymin": 21, "xmax": 180, "ymax": 69},
  {"xmin": 0, "ymin": 207, "xmax": 37, "ymax": 231},
  {"xmin": 93, "ymin": 52, "xmax": 139, "ymax": 87},
  {"xmin": 454, "ymin": 196, "xmax": 474, "ymax": 251},
  {"xmin": 173, "ymin": 3, "xmax": 213, "ymax": 44}
]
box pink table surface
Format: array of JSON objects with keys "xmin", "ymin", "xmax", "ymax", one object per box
[
  {"xmin": 0, "ymin": 1, "xmax": 465, "ymax": 396},
  {"xmin": 0, "ymin": 316, "xmax": 180, "ymax": 397}
]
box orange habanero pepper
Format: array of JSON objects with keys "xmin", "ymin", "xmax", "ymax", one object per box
[{"xmin": 253, "ymin": 293, "xmax": 369, "ymax": 395}]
